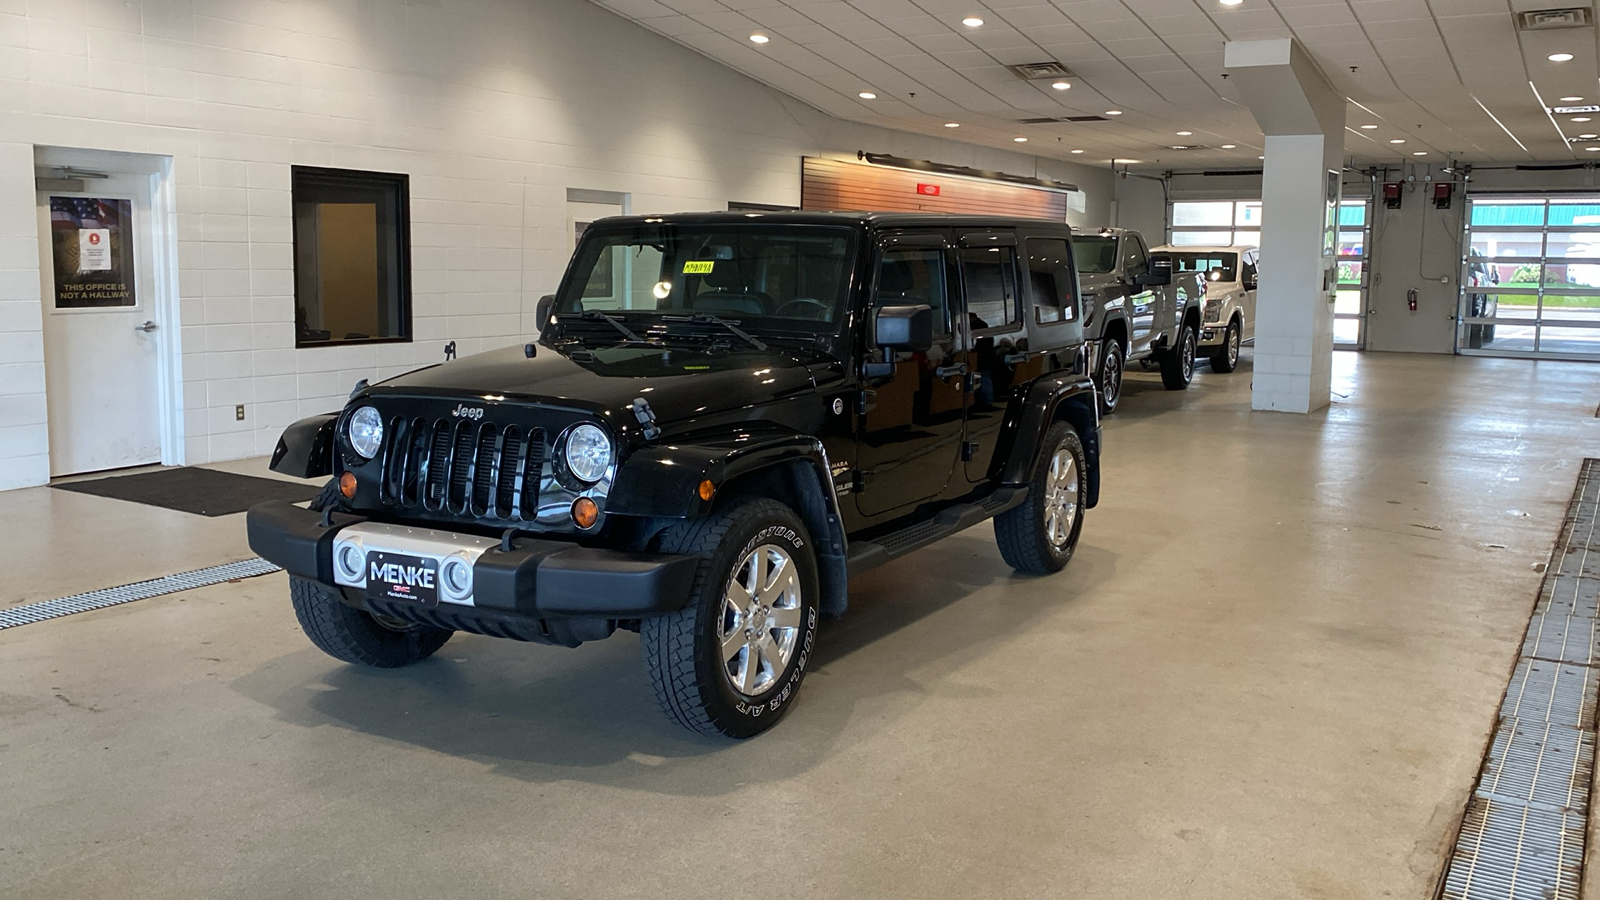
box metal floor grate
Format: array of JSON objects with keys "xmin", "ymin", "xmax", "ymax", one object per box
[
  {"xmin": 1441, "ymin": 460, "xmax": 1600, "ymax": 899},
  {"xmin": 0, "ymin": 558, "xmax": 282, "ymax": 630}
]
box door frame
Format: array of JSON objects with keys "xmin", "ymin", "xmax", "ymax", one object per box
[{"xmin": 35, "ymin": 146, "xmax": 185, "ymax": 469}]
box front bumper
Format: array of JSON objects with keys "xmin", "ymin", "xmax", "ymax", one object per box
[
  {"xmin": 246, "ymin": 501, "xmax": 700, "ymax": 639},
  {"xmin": 1198, "ymin": 324, "xmax": 1225, "ymax": 347}
]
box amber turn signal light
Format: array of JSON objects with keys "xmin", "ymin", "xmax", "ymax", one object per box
[
  {"xmin": 571, "ymin": 497, "xmax": 599, "ymax": 529},
  {"xmin": 697, "ymin": 479, "xmax": 715, "ymax": 501},
  {"xmin": 338, "ymin": 471, "xmax": 357, "ymax": 498}
]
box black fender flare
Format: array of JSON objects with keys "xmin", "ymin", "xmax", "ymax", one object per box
[
  {"xmin": 607, "ymin": 433, "xmax": 852, "ymax": 617},
  {"xmin": 269, "ymin": 413, "xmax": 340, "ymax": 479},
  {"xmin": 999, "ymin": 374, "xmax": 1101, "ymax": 509}
]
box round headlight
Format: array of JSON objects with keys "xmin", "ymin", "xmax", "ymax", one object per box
[
  {"xmin": 564, "ymin": 423, "xmax": 612, "ymax": 483},
  {"xmin": 348, "ymin": 406, "xmax": 384, "ymax": 459}
]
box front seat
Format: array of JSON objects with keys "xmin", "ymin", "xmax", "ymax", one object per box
[{"xmin": 690, "ymin": 262, "xmax": 769, "ymax": 315}]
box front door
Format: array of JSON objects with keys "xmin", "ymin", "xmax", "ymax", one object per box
[
  {"xmin": 36, "ymin": 174, "xmax": 162, "ymax": 476},
  {"xmin": 854, "ymin": 233, "xmax": 964, "ymax": 519},
  {"xmin": 1123, "ymin": 234, "xmax": 1158, "ymax": 354}
]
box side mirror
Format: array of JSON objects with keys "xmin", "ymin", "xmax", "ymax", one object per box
[
  {"xmin": 1243, "ymin": 277, "xmax": 1257, "ymax": 291},
  {"xmin": 1133, "ymin": 270, "xmax": 1171, "ymax": 287},
  {"xmin": 873, "ymin": 304, "xmax": 934, "ymax": 353},
  {"xmin": 536, "ymin": 294, "xmax": 556, "ymax": 329}
]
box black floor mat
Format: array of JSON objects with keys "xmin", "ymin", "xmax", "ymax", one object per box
[{"xmin": 52, "ymin": 467, "xmax": 320, "ymax": 517}]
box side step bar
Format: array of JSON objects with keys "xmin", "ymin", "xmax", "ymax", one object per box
[{"xmin": 845, "ymin": 487, "xmax": 1027, "ymax": 576}]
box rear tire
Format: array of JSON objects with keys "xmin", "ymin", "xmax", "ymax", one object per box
[
  {"xmin": 1096, "ymin": 338, "xmax": 1124, "ymax": 415},
  {"xmin": 641, "ymin": 498, "xmax": 821, "ymax": 738},
  {"xmin": 995, "ymin": 423, "xmax": 1086, "ymax": 575},
  {"xmin": 1159, "ymin": 324, "xmax": 1197, "ymax": 390},
  {"xmin": 1210, "ymin": 319, "xmax": 1240, "ymax": 373},
  {"xmin": 289, "ymin": 576, "xmax": 452, "ymax": 668}
]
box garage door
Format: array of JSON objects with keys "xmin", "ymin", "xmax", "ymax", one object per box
[{"xmin": 1462, "ymin": 195, "xmax": 1600, "ymax": 360}]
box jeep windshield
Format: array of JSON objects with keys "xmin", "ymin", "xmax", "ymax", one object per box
[
  {"xmin": 1071, "ymin": 236, "xmax": 1118, "ymax": 274},
  {"xmin": 553, "ymin": 224, "xmax": 857, "ymax": 337}
]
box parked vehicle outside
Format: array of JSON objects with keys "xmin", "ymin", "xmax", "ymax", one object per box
[
  {"xmin": 1153, "ymin": 244, "xmax": 1257, "ymax": 373},
  {"xmin": 1071, "ymin": 228, "xmax": 1205, "ymax": 414},
  {"xmin": 1466, "ymin": 248, "xmax": 1499, "ymax": 347},
  {"xmin": 248, "ymin": 212, "xmax": 1103, "ymax": 738}
]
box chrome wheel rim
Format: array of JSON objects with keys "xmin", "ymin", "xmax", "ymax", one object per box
[
  {"xmin": 1043, "ymin": 447, "xmax": 1080, "ymax": 549},
  {"xmin": 1102, "ymin": 347, "xmax": 1122, "ymax": 406},
  {"xmin": 1227, "ymin": 326, "xmax": 1240, "ymax": 366},
  {"xmin": 719, "ymin": 542, "xmax": 803, "ymax": 697},
  {"xmin": 1181, "ymin": 332, "xmax": 1194, "ymax": 380}
]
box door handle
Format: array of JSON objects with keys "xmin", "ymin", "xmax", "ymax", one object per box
[
  {"xmin": 134, "ymin": 320, "xmax": 158, "ymax": 332},
  {"xmin": 935, "ymin": 363, "xmax": 967, "ymax": 378}
]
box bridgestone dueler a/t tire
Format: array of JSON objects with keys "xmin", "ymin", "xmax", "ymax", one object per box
[
  {"xmin": 289, "ymin": 576, "xmax": 453, "ymax": 668},
  {"xmin": 995, "ymin": 423, "xmax": 1086, "ymax": 575},
  {"xmin": 641, "ymin": 498, "xmax": 821, "ymax": 739}
]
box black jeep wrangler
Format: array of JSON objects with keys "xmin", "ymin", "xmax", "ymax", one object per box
[{"xmin": 248, "ymin": 212, "xmax": 1102, "ymax": 738}]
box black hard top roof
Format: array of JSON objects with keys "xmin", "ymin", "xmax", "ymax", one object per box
[{"xmin": 588, "ymin": 211, "xmax": 1071, "ymax": 230}]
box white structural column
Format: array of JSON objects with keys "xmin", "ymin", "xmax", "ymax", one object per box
[{"xmin": 1224, "ymin": 39, "xmax": 1346, "ymax": 413}]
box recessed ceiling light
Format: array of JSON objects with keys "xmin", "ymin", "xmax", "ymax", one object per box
[
  {"xmin": 1564, "ymin": 96, "xmax": 1586, "ymax": 102},
  {"xmin": 1574, "ymin": 116, "xmax": 1593, "ymax": 122},
  {"xmin": 1360, "ymin": 124, "xmax": 1379, "ymax": 129},
  {"xmin": 1106, "ymin": 110, "xmax": 1123, "ymax": 115},
  {"xmin": 1588, "ymin": 146, "xmax": 1600, "ymax": 152},
  {"xmin": 1176, "ymin": 130, "xmax": 1192, "ymax": 136},
  {"xmin": 1412, "ymin": 151, "xmax": 1427, "ymax": 156},
  {"xmin": 1013, "ymin": 136, "xmax": 1028, "ymax": 142},
  {"xmin": 1070, "ymin": 149, "xmax": 1084, "ymax": 153},
  {"xmin": 961, "ymin": 16, "xmax": 983, "ymax": 27},
  {"xmin": 749, "ymin": 33, "xmax": 769, "ymax": 44},
  {"xmin": 1550, "ymin": 52, "xmax": 1575, "ymax": 62},
  {"xmin": 1258, "ymin": 155, "xmax": 1265, "ymax": 160},
  {"xmin": 1221, "ymin": 144, "xmax": 1236, "ymax": 149},
  {"xmin": 1220, "ymin": 0, "xmax": 1243, "ymax": 6},
  {"xmin": 944, "ymin": 122, "xmax": 960, "ymax": 128},
  {"xmin": 1390, "ymin": 138, "xmax": 1406, "ymax": 144},
  {"xmin": 1581, "ymin": 133, "xmax": 1598, "ymax": 138},
  {"xmin": 858, "ymin": 91, "xmax": 877, "ymax": 99},
  {"xmin": 1051, "ymin": 81, "xmax": 1071, "ymax": 90}
]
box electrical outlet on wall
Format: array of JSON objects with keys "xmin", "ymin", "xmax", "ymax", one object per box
[{"xmin": 235, "ymin": 404, "xmax": 245, "ymax": 421}]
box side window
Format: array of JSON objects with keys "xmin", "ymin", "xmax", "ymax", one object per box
[
  {"xmin": 1026, "ymin": 238, "xmax": 1076, "ymax": 324},
  {"xmin": 875, "ymin": 247, "xmax": 950, "ymax": 333},
  {"xmin": 1242, "ymin": 250, "xmax": 1258, "ymax": 283},
  {"xmin": 959, "ymin": 246, "xmax": 1019, "ymax": 330},
  {"xmin": 1123, "ymin": 235, "xmax": 1149, "ymax": 280}
]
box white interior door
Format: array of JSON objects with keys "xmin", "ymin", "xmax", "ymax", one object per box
[{"xmin": 37, "ymin": 174, "xmax": 162, "ymax": 476}]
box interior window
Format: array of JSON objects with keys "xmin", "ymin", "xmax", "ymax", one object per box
[
  {"xmin": 1123, "ymin": 235, "xmax": 1150, "ymax": 280},
  {"xmin": 959, "ymin": 246, "xmax": 1018, "ymax": 330},
  {"xmin": 1026, "ymin": 238, "xmax": 1076, "ymax": 324},
  {"xmin": 875, "ymin": 247, "xmax": 950, "ymax": 333}
]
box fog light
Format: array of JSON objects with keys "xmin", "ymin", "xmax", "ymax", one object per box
[
  {"xmin": 698, "ymin": 479, "xmax": 716, "ymax": 501},
  {"xmin": 339, "ymin": 471, "xmax": 357, "ymax": 498},
  {"xmin": 440, "ymin": 556, "xmax": 473, "ymax": 601},
  {"xmin": 571, "ymin": 497, "xmax": 599, "ymax": 529},
  {"xmin": 334, "ymin": 541, "xmax": 365, "ymax": 582}
]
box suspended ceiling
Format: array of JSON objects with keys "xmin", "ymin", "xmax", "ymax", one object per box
[{"xmin": 590, "ymin": 0, "xmax": 1600, "ymax": 171}]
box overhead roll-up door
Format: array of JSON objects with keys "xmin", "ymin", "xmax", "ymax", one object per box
[{"xmin": 801, "ymin": 157, "xmax": 1070, "ymax": 221}]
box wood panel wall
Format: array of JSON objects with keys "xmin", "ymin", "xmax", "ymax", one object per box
[{"xmin": 800, "ymin": 157, "xmax": 1069, "ymax": 221}]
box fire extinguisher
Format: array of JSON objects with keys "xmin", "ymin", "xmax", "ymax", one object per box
[{"xmin": 1407, "ymin": 288, "xmax": 1418, "ymax": 312}]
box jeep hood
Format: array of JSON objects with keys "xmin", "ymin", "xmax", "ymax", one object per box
[{"xmin": 368, "ymin": 342, "xmax": 818, "ymax": 423}]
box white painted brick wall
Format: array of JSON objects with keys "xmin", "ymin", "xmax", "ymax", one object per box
[{"xmin": 0, "ymin": 0, "xmax": 1113, "ymax": 490}]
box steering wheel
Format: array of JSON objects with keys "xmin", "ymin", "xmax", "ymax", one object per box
[{"xmin": 774, "ymin": 298, "xmax": 830, "ymax": 319}]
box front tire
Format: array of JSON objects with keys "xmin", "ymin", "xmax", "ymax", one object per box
[
  {"xmin": 1159, "ymin": 324, "xmax": 1197, "ymax": 390},
  {"xmin": 1210, "ymin": 319, "xmax": 1240, "ymax": 373},
  {"xmin": 289, "ymin": 576, "xmax": 453, "ymax": 668},
  {"xmin": 1096, "ymin": 338, "xmax": 1125, "ymax": 415},
  {"xmin": 995, "ymin": 423, "xmax": 1086, "ymax": 575},
  {"xmin": 641, "ymin": 498, "xmax": 821, "ymax": 738}
]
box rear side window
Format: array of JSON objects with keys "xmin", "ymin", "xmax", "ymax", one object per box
[
  {"xmin": 875, "ymin": 247, "xmax": 951, "ymax": 333},
  {"xmin": 1026, "ymin": 238, "xmax": 1076, "ymax": 324},
  {"xmin": 959, "ymin": 246, "xmax": 1019, "ymax": 331}
]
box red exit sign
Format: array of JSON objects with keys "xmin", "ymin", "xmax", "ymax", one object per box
[{"xmin": 916, "ymin": 183, "xmax": 941, "ymax": 196}]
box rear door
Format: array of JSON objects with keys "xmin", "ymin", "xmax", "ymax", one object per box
[
  {"xmin": 954, "ymin": 229, "xmax": 1025, "ymax": 483},
  {"xmin": 854, "ymin": 231, "xmax": 965, "ymax": 518}
]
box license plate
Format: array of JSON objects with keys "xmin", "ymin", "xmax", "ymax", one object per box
[{"xmin": 365, "ymin": 551, "xmax": 440, "ymax": 607}]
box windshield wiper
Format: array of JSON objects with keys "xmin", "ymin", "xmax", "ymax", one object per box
[
  {"xmin": 664, "ymin": 314, "xmax": 768, "ymax": 351},
  {"xmin": 557, "ymin": 310, "xmax": 646, "ymax": 343}
]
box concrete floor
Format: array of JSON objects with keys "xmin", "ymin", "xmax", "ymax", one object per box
[{"xmin": 3, "ymin": 351, "xmax": 1599, "ymax": 899}]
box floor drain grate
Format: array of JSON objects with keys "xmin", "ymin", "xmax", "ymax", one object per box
[
  {"xmin": 0, "ymin": 558, "xmax": 282, "ymax": 630},
  {"xmin": 1440, "ymin": 460, "xmax": 1600, "ymax": 899}
]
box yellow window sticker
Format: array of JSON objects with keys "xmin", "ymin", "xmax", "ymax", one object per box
[{"xmin": 683, "ymin": 260, "xmax": 715, "ymax": 274}]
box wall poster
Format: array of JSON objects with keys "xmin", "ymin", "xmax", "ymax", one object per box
[{"xmin": 49, "ymin": 197, "xmax": 136, "ymax": 308}]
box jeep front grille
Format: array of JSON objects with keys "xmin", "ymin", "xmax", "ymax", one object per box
[{"xmin": 378, "ymin": 417, "xmax": 546, "ymax": 519}]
